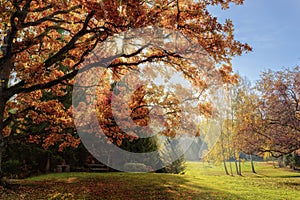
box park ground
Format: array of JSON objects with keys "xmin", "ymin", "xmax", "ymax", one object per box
[{"xmin": 1, "ymin": 162, "xmax": 299, "ymax": 200}]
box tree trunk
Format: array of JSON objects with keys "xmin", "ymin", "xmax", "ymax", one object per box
[
  {"xmin": 235, "ymin": 159, "xmax": 239, "ymax": 175},
  {"xmin": 221, "ymin": 147, "xmax": 229, "ymax": 175},
  {"xmin": 0, "ymin": 93, "xmax": 8, "ymax": 185},
  {"xmin": 278, "ymin": 156, "xmax": 284, "ymax": 168},
  {"xmin": 293, "ymin": 151, "xmax": 296, "ymax": 170},
  {"xmin": 0, "ymin": 33, "xmax": 14, "ymax": 178},
  {"xmin": 238, "ymin": 159, "xmax": 242, "ymax": 176},
  {"xmin": 223, "ymin": 160, "xmax": 229, "ymax": 175},
  {"xmin": 229, "ymin": 159, "xmax": 233, "ymax": 176},
  {"xmin": 272, "ymin": 159, "xmax": 276, "ymax": 168},
  {"xmin": 250, "ymin": 154, "xmax": 256, "ymax": 173},
  {"xmin": 0, "ymin": 145, "xmax": 3, "ymax": 177},
  {"xmin": 45, "ymin": 153, "xmax": 51, "ymax": 173},
  {"xmin": 220, "ymin": 130, "xmax": 229, "ymax": 175},
  {"xmin": 0, "ymin": 90, "xmax": 7, "ymax": 177}
]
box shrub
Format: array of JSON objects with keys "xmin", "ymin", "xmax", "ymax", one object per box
[
  {"xmin": 123, "ymin": 163, "xmax": 148, "ymax": 172},
  {"xmin": 158, "ymin": 138, "xmax": 186, "ymax": 174},
  {"xmin": 2, "ymin": 160, "xmax": 21, "ymax": 178},
  {"xmin": 163, "ymin": 155, "xmax": 186, "ymax": 174}
]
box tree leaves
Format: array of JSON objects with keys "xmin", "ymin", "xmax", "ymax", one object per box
[
  {"xmin": 236, "ymin": 67, "xmax": 300, "ymax": 157},
  {"xmin": 1, "ymin": 0, "xmax": 250, "ymax": 155}
]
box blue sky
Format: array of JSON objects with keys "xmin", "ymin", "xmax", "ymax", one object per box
[{"xmin": 209, "ymin": 0, "xmax": 300, "ymax": 83}]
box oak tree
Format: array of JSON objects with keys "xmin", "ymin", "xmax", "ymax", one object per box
[{"xmin": 0, "ymin": 0, "xmax": 251, "ymax": 174}]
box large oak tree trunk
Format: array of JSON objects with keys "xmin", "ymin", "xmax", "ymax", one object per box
[
  {"xmin": 0, "ymin": 85, "xmax": 8, "ymax": 183},
  {"xmin": 0, "ymin": 37, "xmax": 13, "ymax": 179},
  {"xmin": 0, "ymin": 80, "xmax": 9, "ymax": 177}
]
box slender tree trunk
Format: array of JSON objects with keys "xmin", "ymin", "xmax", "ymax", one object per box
[
  {"xmin": 272, "ymin": 159, "xmax": 276, "ymax": 168},
  {"xmin": 223, "ymin": 159, "xmax": 229, "ymax": 175},
  {"xmin": 235, "ymin": 159, "xmax": 239, "ymax": 175},
  {"xmin": 229, "ymin": 160, "xmax": 233, "ymax": 176},
  {"xmin": 250, "ymin": 154, "xmax": 256, "ymax": 173},
  {"xmin": 45, "ymin": 153, "xmax": 51, "ymax": 173},
  {"xmin": 238, "ymin": 159, "xmax": 242, "ymax": 176},
  {"xmin": 220, "ymin": 130, "xmax": 229, "ymax": 175},
  {"xmin": 221, "ymin": 146, "xmax": 229, "ymax": 175},
  {"xmin": 293, "ymin": 151, "xmax": 296, "ymax": 170}
]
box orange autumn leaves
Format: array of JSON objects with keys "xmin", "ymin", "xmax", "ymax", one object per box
[{"xmin": 1, "ymin": 0, "xmax": 251, "ymax": 152}]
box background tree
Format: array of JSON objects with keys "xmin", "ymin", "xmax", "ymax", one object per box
[
  {"xmin": 236, "ymin": 67, "xmax": 300, "ymax": 166},
  {"xmin": 232, "ymin": 76, "xmax": 257, "ymax": 174},
  {"xmin": 204, "ymin": 75, "xmax": 259, "ymax": 175}
]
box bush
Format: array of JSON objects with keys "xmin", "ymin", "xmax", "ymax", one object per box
[
  {"xmin": 2, "ymin": 160, "xmax": 21, "ymax": 178},
  {"xmin": 123, "ymin": 163, "xmax": 148, "ymax": 172},
  {"xmin": 158, "ymin": 138, "xmax": 186, "ymax": 174},
  {"xmin": 163, "ymin": 155, "xmax": 186, "ymax": 174},
  {"xmin": 120, "ymin": 136, "xmax": 161, "ymax": 168},
  {"xmin": 283, "ymin": 152, "xmax": 300, "ymax": 169}
]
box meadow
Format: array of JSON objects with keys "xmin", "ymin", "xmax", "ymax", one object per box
[{"xmin": 1, "ymin": 162, "xmax": 299, "ymax": 199}]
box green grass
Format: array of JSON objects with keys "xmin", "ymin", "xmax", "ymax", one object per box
[
  {"xmin": 184, "ymin": 162, "xmax": 300, "ymax": 200},
  {"xmin": 2, "ymin": 162, "xmax": 300, "ymax": 199}
]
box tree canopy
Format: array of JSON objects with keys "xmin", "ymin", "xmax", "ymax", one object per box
[{"xmin": 0, "ymin": 0, "xmax": 252, "ymax": 173}]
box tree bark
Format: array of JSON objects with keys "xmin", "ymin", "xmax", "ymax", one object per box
[
  {"xmin": 0, "ymin": 63, "xmax": 12, "ymax": 177},
  {"xmin": 0, "ymin": 93, "xmax": 9, "ymax": 180},
  {"xmin": 0, "ymin": 102, "xmax": 5, "ymax": 176},
  {"xmin": 223, "ymin": 160, "xmax": 229, "ymax": 175},
  {"xmin": 278, "ymin": 156, "xmax": 284, "ymax": 168},
  {"xmin": 229, "ymin": 160, "xmax": 233, "ymax": 176},
  {"xmin": 235, "ymin": 159, "xmax": 239, "ymax": 175},
  {"xmin": 250, "ymin": 154, "xmax": 256, "ymax": 173},
  {"xmin": 272, "ymin": 159, "xmax": 276, "ymax": 168},
  {"xmin": 0, "ymin": 78, "xmax": 9, "ymax": 185},
  {"xmin": 221, "ymin": 146, "xmax": 229, "ymax": 175},
  {"xmin": 0, "ymin": 27, "xmax": 15, "ymax": 178},
  {"xmin": 238, "ymin": 159, "xmax": 242, "ymax": 176},
  {"xmin": 45, "ymin": 153, "xmax": 51, "ymax": 173}
]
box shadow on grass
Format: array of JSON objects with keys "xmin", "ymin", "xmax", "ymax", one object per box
[
  {"xmin": 6, "ymin": 172, "xmax": 246, "ymax": 200},
  {"xmin": 271, "ymin": 175, "xmax": 300, "ymax": 178}
]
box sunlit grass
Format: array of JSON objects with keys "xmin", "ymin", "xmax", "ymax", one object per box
[{"xmin": 185, "ymin": 162, "xmax": 300, "ymax": 200}]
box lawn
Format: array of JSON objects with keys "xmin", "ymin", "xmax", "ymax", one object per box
[{"xmin": 1, "ymin": 162, "xmax": 299, "ymax": 199}]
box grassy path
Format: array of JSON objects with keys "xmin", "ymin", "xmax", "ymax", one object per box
[{"xmin": 1, "ymin": 162, "xmax": 299, "ymax": 199}]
